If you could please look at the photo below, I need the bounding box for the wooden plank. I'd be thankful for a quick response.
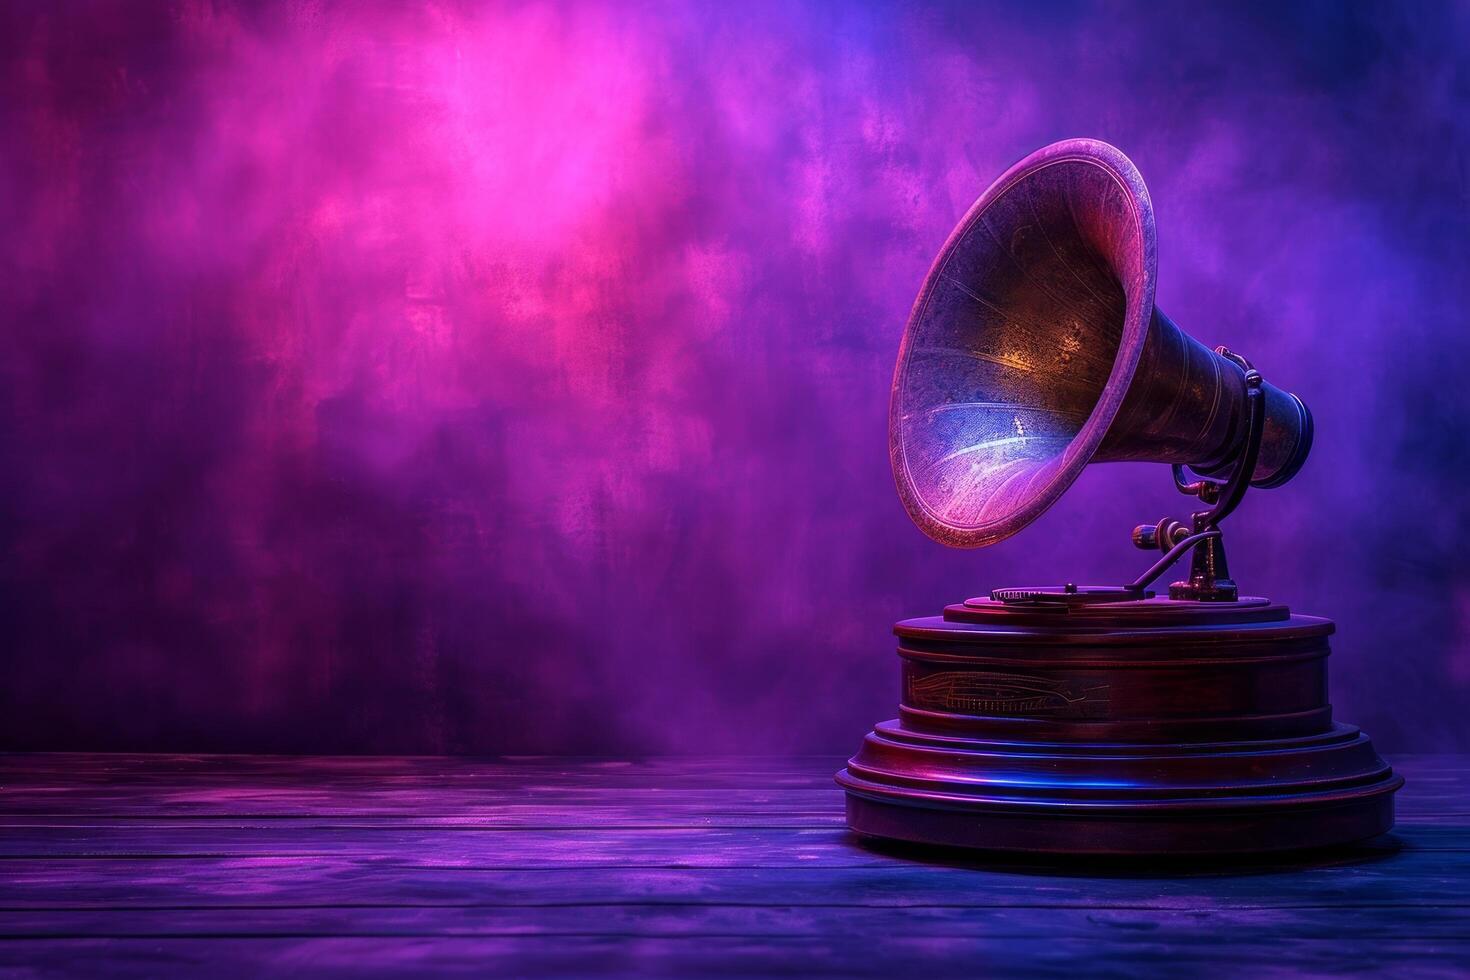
[0,792,846,821]
[1,756,1461,825]
[6,752,1462,781]
[0,806,1455,829]
[0,934,1466,980]
[4,850,1470,911]
[0,753,846,772]
[0,755,841,788]
[0,828,861,864]
[0,810,847,830]
[2,903,1470,941]
[0,825,1465,861]
[0,828,870,865]
[0,810,1459,831]
[3,753,1459,794]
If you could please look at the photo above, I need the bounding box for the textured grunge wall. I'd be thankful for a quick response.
[2,1,1466,753]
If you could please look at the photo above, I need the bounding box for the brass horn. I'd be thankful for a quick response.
[890,138,1312,551]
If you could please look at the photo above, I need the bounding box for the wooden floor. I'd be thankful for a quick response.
[1,754,1468,978]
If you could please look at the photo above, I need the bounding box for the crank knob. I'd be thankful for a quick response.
[1132,524,1160,550]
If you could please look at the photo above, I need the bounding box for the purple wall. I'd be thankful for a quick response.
[2,1,1466,754]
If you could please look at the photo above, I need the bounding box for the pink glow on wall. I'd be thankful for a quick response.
[2,1,1466,753]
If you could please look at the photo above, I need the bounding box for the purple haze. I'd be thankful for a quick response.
[1,1,1467,754]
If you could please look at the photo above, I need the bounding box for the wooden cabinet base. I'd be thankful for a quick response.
[837,595,1401,856]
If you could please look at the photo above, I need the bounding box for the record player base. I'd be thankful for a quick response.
[838,596,1402,856]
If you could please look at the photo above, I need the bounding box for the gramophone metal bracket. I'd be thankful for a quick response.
[993,348,1269,608]
[1130,347,1266,602]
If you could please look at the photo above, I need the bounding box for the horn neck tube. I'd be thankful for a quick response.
[1096,308,1312,488]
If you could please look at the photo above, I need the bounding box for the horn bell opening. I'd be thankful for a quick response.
[890,138,1158,548]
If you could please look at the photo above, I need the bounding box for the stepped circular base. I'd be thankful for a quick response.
[837,725,1401,855]
[838,596,1402,855]
[842,790,1397,857]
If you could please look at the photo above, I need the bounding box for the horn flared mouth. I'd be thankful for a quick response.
[890,139,1157,549]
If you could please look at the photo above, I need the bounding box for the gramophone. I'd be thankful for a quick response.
[836,139,1401,855]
